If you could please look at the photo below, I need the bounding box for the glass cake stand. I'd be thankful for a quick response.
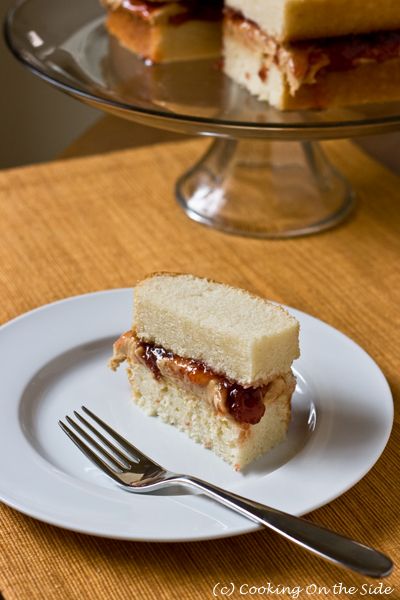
[6,0,400,238]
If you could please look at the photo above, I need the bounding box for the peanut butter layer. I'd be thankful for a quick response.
[110,331,295,425]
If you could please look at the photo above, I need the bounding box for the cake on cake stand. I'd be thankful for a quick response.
[6,0,400,238]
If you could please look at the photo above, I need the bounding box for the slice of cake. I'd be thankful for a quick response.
[110,273,299,470]
[102,0,222,63]
[223,1,400,109]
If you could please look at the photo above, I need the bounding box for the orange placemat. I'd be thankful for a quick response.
[0,138,398,600]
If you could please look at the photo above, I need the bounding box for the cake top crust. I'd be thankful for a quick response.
[133,273,300,385]
[224,0,400,41]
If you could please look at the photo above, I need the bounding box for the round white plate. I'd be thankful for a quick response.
[0,289,393,541]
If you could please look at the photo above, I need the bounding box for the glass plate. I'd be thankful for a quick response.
[5,0,400,138]
[5,0,400,237]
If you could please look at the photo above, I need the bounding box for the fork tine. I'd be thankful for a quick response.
[59,420,124,484]
[74,411,132,466]
[82,406,160,466]
[65,416,127,471]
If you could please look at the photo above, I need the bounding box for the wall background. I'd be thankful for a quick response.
[0,0,99,169]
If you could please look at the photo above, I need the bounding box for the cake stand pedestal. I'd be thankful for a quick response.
[176,138,354,238]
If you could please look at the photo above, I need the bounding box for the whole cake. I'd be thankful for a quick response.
[101,0,400,110]
[110,273,300,470]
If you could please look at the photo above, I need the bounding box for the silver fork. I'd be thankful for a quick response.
[59,406,393,578]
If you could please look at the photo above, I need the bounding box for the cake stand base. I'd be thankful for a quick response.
[176,139,355,238]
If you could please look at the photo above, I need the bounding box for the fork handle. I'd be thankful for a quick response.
[178,475,392,578]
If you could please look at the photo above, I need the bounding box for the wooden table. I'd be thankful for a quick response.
[0,119,399,600]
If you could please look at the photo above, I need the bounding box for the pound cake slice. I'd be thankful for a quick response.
[102,0,222,63]
[110,273,299,470]
[223,1,400,110]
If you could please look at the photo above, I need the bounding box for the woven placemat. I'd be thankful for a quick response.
[0,138,398,599]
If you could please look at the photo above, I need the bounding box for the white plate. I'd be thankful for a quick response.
[0,289,393,542]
